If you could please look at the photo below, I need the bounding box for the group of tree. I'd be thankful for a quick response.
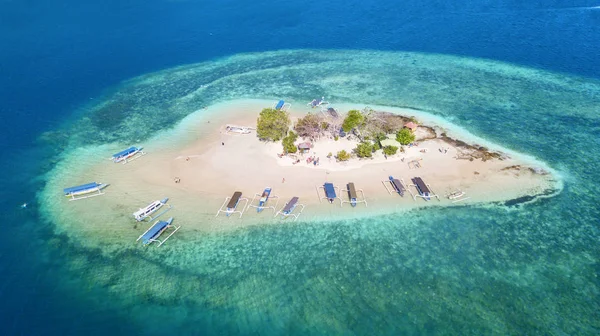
[256,108,291,141]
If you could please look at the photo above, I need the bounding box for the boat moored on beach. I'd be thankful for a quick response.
[136,217,180,247]
[133,197,171,221]
[257,188,271,213]
[63,182,108,201]
[111,146,146,164]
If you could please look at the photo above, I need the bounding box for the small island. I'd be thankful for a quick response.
[41,99,560,247]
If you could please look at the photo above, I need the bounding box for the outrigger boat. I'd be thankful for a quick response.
[257,188,271,213]
[136,217,180,247]
[320,182,338,204]
[447,189,470,203]
[307,97,329,108]
[111,146,145,164]
[225,125,252,134]
[388,176,405,196]
[226,192,242,216]
[63,182,108,201]
[247,187,279,213]
[341,182,368,207]
[448,190,465,200]
[274,196,305,221]
[347,183,358,207]
[273,99,291,111]
[133,197,171,221]
[412,177,432,201]
[215,191,248,218]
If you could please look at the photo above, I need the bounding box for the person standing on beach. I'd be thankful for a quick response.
[282,178,285,183]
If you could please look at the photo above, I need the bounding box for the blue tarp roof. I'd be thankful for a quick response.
[112,146,139,158]
[63,182,100,195]
[275,100,285,110]
[142,219,170,244]
[324,183,336,198]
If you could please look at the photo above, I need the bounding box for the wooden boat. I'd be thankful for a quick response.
[63,182,108,201]
[257,187,271,213]
[111,146,145,163]
[133,197,170,221]
[388,176,405,196]
[137,217,180,247]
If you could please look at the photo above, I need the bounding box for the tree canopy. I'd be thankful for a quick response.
[294,113,324,139]
[342,109,365,132]
[355,142,373,158]
[383,145,398,155]
[396,128,415,145]
[336,150,351,161]
[256,108,291,141]
[282,131,298,154]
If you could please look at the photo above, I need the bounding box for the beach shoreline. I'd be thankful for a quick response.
[39,99,561,247]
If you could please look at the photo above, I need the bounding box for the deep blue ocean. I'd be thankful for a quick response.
[1,1,599,334]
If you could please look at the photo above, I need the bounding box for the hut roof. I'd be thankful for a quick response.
[404,122,418,131]
[298,142,312,149]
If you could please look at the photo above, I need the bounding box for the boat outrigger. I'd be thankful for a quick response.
[215,191,248,218]
[111,146,146,164]
[274,196,305,221]
[63,182,108,201]
[247,187,279,213]
[382,176,407,196]
[341,182,368,207]
[136,217,180,247]
[133,197,172,221]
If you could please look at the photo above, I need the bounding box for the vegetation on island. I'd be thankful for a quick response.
[341,110,365,132]
[383,145,398,155]
[294,113,326,139]
[281,131,298,154]
[355,142,373,158]
[396,128,416,145]
[272,105,421,161]
[256,108,291,141]
[336,150,351,161]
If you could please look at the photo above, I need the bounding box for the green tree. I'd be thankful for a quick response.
[374,133,387,146]
[355,142,373,158]
[396,128,415,145]
[383,145,398,155]
[341,109,365,132]
[257,108,291,141]
[281,131,298,153]
[336,150,351,161]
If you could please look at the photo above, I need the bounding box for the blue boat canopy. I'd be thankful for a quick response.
[275,100,285,110]
[324,183,336,199]
[142,219,170,244]
[112,146,139,158]
[63,182,100,195]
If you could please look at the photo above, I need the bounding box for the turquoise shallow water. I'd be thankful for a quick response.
[36,50,600,334]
